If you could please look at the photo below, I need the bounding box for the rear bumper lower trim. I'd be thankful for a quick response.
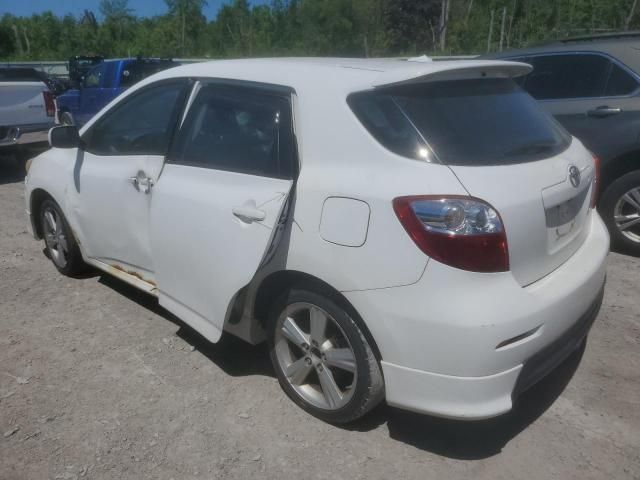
[512,281,605,399]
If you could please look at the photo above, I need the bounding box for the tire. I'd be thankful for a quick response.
[40,199,85,276]
[599,170,640,255]
[268,288,384,424]
[60,111,74,126]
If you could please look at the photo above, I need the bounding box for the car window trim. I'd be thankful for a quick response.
[503,50,640,101]
[166,78,299,180]
[81,78,192,157]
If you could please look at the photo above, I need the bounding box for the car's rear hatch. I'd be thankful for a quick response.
[0,81,47,126]
[366,62,596,286]
[449,142,595,285]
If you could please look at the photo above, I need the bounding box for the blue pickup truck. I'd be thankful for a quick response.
[56,58,179,127]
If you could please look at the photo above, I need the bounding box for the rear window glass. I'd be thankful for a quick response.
[120,61,178,88]
[349,78,571,166]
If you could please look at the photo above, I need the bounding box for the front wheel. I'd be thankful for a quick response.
[40,199,85,276]
[599,170,640,255]
[268,288,384,424]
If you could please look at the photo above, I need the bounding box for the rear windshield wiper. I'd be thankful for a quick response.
[503,142,557,157]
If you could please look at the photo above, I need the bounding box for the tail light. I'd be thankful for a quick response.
[43,90,55,117]
[393,195,509,273]
[590,153,600,209]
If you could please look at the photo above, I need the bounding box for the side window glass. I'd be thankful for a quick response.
[348,92,427,160]
[102,62,117,89]
[83,82,185,156]
[83,64,103,88]
[169,85,295,179]
[526,54,611,100]
[605,63,638,96]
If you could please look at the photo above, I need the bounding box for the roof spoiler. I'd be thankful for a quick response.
[372,60,532,88]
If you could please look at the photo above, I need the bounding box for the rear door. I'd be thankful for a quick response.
[515,52,640,159]
[150,82,296,342]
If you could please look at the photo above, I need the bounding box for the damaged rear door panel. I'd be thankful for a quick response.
[149,82,297,343]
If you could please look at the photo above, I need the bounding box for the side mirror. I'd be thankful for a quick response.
[49,126,80,149]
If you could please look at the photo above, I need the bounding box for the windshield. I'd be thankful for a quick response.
[349,78,571,166]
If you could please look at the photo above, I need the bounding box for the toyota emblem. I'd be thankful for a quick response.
[569,165,581,188]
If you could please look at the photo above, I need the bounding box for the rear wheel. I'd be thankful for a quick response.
[40,199,85,275]
[60,111,75,126]
[268,288,384,424]
[600,170,640,255]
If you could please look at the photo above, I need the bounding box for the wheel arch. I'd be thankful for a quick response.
[30,188,56,239]
[600,150,640,196]
[229,269,383,362]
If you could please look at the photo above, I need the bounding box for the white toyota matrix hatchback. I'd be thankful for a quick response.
[25,58,609,424]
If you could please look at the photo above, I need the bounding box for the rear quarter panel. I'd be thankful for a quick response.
[284,88,467,292]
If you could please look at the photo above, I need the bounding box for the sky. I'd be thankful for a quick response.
[1,0,268,21]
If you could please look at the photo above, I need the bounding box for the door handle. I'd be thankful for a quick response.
[232,203,266,223]
[129,171,154,194]
[587,106,622,118]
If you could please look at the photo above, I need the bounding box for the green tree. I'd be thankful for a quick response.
[99,0,135,53]
[165,0,208,56]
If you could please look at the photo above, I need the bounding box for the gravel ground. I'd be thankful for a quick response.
[1,161,639,480]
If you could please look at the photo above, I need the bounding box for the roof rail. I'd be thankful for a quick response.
[553,31,640,43]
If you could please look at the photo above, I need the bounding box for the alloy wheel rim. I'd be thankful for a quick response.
[43,207,69,268]
[614,187,640,244]
[274,302,357,411]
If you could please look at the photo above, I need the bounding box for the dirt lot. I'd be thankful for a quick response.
[1,161,639,480]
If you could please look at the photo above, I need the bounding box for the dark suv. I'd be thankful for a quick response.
[484,32,640,254]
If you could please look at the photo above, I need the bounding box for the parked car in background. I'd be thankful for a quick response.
[484,32,640,254]
[0,67,55,160]
[56,58,179,127]
[25,58,608,424]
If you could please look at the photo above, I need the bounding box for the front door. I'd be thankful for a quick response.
[71,79,190,281]
[150,83,297,342]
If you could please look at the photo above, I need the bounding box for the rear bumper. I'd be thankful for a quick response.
[381,284,603,419]
[0,122,53,147]
[512,284,603,398]
[344,211,609,419]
